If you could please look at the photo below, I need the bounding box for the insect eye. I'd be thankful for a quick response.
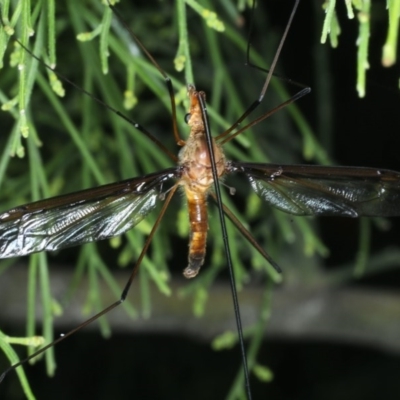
[184,113,191,123]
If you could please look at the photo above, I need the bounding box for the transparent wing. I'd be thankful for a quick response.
[230,162,400,217]
[0,168,178,258]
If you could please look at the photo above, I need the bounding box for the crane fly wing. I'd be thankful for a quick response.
[230,162,400,217]
[0,169,178,258]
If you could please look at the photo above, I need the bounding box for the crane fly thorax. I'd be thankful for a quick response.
[179,85,226,192]
[179,134,225,190]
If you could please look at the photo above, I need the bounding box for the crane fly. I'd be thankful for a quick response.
[1,0,400,398]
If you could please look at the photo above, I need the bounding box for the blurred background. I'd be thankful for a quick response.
[0,0,400,399]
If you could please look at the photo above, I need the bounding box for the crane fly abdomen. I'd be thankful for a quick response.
[178,85,226,278]
[183,188,208,278]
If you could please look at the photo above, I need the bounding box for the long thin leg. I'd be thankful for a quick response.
[0,184,179,383]
[211,194,282,273]
[108,2,185,147]
[0,12,178,162]
[217,0,303,143]
[218,87,310,145]
[198,92,253,400]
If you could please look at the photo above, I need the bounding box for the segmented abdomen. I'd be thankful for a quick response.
[183,187,208,278]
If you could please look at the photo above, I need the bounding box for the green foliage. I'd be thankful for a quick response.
[321,0,400,97]
[0,0,398,399]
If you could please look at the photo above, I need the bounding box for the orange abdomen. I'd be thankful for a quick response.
[183,187,208,278]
